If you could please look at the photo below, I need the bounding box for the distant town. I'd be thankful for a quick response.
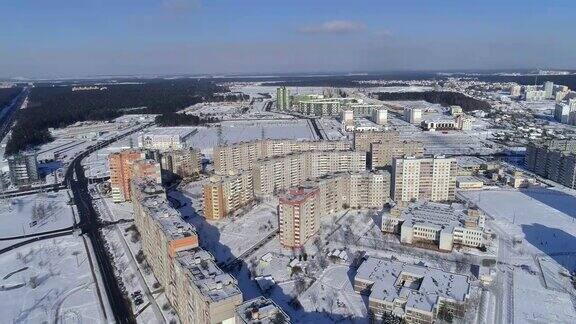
[1,72,576,324]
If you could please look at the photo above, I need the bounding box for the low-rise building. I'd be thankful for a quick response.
[456,176,484,190]
[354,256,471,323]
[382,201,485,251]
[236,297,291,323]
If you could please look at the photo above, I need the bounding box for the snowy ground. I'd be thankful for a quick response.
[0,191,77,239]
[0,234,106,323]
[186,119,317,156]
[460,187,576,323]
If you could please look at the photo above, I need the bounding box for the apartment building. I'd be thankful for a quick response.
[236,296,291,323]
[354,256,470,323]
[7,151,39,186]
[131,179,242,324]
[252,150,366,196]
[382,201,485,251]
[372,108,388,125]
[108,149,145,202]
[132,159,162,184]
[160,148,202,180]
[370,140,424,169]
[392,156,457,202]
[525,139,576,188]
[278,187,319,248]
[353,130,400,152]
[203,172,254,220]
[404,107,422,124]
[279,171,390,247]
[213,139,350,175]
[276,86,291,110]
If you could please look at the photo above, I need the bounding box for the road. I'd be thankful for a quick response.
[490,220,515,324]
[0,86,28,142]
[64,122,152,323]
[97,186,165,322]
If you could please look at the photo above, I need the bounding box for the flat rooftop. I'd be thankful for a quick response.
[356,256,470,313]
[236,297,290,324]
[176,249,242,303]
[133,180,197,240]
[400,201,468,233]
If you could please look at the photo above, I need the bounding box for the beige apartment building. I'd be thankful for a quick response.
[131,179,242,324]
[392,156,457,202]
[370,140,424,169]
[108,149,145,202]
[132,159,162,184]
[252,150,366,196]
[213,139,350,175]
[279,171,390,247]
[278,187,319,248]
[353,130,401,152]
[160,148,202,180]
[202,172,254,220]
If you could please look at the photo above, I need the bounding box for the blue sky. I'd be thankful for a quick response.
[1,0,574,78]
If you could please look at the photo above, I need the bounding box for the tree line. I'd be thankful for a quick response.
[376,91,491,112]
[6,79,227,155]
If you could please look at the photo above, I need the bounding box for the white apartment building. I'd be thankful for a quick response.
[372,108,388,125]
[213,139,350,175]
[392,156,457,202]
[404,107,422,124]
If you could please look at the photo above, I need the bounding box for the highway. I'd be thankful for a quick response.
[0,87,29,142]
[64,122,152,323]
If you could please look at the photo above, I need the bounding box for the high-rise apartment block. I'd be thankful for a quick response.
[7,151,39,186]
[371,108,388,125]
[203,172,254,220]
[252,151,366,196]
[108,149,146,202]
[276,87,291,110]
[278,171,390,247]
[525,139,576,189]
[278,187,319,248]
[555,103,572,124]
[510,85,521,97]
[353,130,401,152]
[131,179,242,324]
[392,156,457,202]
[545,81,554,99]
[132,159,162,184]
[404,107,422,124]
[371,140,424,169]
[160,148,202,179]
[213,139,350,175]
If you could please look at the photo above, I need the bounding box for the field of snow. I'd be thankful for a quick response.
[0,191,76,239]
[460,187,576,323]
[186,119,317,156]
[0,235,105,323]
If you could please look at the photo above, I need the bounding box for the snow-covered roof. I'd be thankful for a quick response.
[236,296,291,324]
[355,256,470,313]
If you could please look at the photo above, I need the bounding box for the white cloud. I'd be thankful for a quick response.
[298,20,366,34]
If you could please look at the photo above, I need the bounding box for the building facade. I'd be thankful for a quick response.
[7,151,39,186]
[525,139,576,188]
[370,140,424,169]
[131,179,243,324]
[276,87,291,110]
[213,139,350,175]
[202,172,254,220]
[109,149,145,202]
[160,148,202,180]
[278,187,319,248]
[392,156,457,202]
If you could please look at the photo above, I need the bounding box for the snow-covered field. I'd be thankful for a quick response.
[0,235,105,323]
[460,187,576,323]
[186,119,318,156]
[0,191,76,239]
